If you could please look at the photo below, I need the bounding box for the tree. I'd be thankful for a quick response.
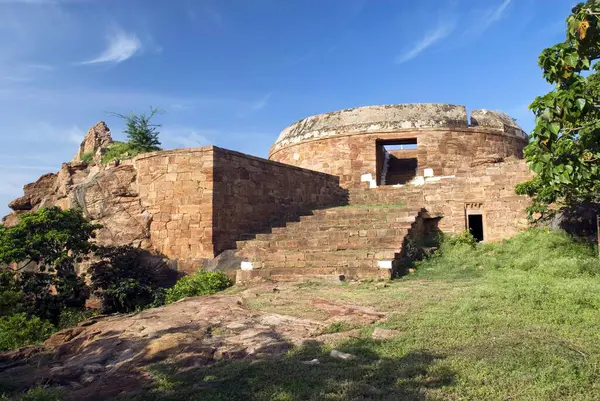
[516,1,600,219]
[113,107,164,153]
[0,207,99,323]
[0,207,100,272]
[89,246,167,313]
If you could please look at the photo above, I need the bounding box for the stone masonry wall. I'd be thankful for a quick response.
[211,147,347,254]
[270,129,526,188]
[349,159,534,241]
[134,146,347,262]
[134,148,215,261]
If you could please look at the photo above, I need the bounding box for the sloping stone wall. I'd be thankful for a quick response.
[211,147,347,254]
[133,146,347,262]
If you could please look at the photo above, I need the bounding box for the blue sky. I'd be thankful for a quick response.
[0,0,573,216]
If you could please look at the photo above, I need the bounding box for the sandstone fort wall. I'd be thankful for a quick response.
[134,146,346,262]
[269,104,528,188]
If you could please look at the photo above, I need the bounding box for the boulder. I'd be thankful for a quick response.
[72,121,113,164]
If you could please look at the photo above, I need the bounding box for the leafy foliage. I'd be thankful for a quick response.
[517,1,600,218]
[101,141,148,164]
[0,208,96,324]
[164,270,232,304]
[0,313,55,351]
[89,246,167,313]
[442,230,477,248]
[0,207,100,272]
[102,107,164,164]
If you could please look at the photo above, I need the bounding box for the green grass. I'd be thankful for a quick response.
[100,141,147,164]
[118,229,600,400]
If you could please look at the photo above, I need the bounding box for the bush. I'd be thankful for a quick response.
[0,313,54,351]
[57,308,98,330]
[442,230,477,248]
[165,270,232,304]
[89,246,167,313]
[80,151,94,164]
[100,141,147,164]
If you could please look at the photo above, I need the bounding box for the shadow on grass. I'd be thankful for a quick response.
[121,339,455,401]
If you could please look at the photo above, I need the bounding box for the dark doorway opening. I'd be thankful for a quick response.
[468,214,484,242]
[377,138,418,186]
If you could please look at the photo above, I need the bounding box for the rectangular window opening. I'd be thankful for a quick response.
[467,214,484,242]
[377,139,418,186]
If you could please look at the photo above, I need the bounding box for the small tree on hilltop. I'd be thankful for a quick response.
[114,106,164,153]
[516,1,600,219]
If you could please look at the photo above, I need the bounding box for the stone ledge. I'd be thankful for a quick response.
[271,104,527,153]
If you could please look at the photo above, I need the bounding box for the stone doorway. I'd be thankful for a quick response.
[465,203,485,242]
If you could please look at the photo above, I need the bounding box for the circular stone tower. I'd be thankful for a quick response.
[268,104,528,188]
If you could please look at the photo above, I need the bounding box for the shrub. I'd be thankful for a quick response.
[165,270,232,304]
[80,150,94,164]
[0,313,55,351]
[100,141,147,164]
[57,308,98,330]
[89,246,167,313]
[442,230,477,248]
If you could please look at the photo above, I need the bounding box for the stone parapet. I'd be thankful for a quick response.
[271,104,526,154]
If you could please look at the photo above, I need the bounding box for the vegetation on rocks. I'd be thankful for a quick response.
[164,270,232,304]
[102,107,164,164]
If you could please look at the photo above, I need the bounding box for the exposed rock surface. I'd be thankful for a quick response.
[1,122,150,251]
[72,121,113,164]
[0,284,386,400]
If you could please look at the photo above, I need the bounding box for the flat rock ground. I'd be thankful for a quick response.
[2,268,600,401]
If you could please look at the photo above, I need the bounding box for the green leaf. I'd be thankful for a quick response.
[549,123,561,135]
[565,53,579,68]
[531,162,544,174]
[576,98,586,111]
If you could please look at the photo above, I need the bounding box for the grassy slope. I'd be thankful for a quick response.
[124,229,600,401]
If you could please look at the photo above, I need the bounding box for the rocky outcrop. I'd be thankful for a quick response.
[2,122,151,250]
[72,121,112,164]
[0,283,387,400]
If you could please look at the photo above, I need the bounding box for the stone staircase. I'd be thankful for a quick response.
[235,203,428,281]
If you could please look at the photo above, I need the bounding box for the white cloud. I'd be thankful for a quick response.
[395,19,456,64]
[464,0,512,37]
[80,27,142,64]
[237,92,272,117]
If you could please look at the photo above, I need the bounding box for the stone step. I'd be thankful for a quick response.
[309,206,419,217]
[237,267,390,282]
[238,248,400,265]
[237,227,411,249]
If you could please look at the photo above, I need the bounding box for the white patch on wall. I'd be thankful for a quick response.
[410,176,425,186]
[240,261,254,271]
[378,260,393,269]
[369,179,377,189]
[425,175,456,183]
[361,173,373,182]
[424,168,434,177]
[293,153,300,161]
